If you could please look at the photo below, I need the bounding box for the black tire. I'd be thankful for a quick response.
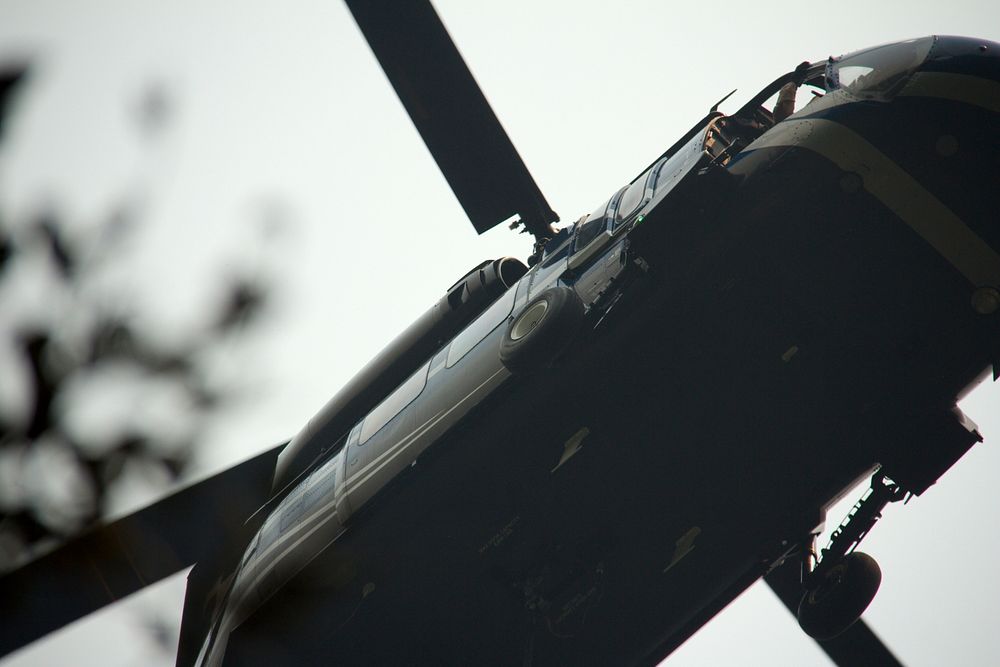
[797,552,882,640]
[499,286,584,373]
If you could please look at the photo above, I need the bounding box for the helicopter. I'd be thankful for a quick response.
[1,0,989,664]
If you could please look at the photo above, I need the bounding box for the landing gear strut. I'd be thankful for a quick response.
[796,471,906,640]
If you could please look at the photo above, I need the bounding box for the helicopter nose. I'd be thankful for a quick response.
[921,36,1000,80]
[890,37,1000,294]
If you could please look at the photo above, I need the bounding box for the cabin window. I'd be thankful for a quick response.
[277,468,333,532]
[278,495,306,532]
[585,197,611,225]
[359,362,429,444]
[541,227,573,266]
[446,285,518,367]
[653,151,688,195]
[239,536,259,567]
[577,187,626,250]
[616,175,649,224]
[258,513,282,551]
[576,198,612,250]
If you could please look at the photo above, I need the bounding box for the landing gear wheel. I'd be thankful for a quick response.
[499,286,584,373]
[797,552,881,640]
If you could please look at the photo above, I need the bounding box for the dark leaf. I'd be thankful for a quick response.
[88,319,138,363]
[0,64,29,142]
[215,279,266,332]
[37,216,75,278]
[0,510,50,549]
[20,331,56,440]
[0,230,12,275]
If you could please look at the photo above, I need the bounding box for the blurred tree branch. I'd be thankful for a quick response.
[0,63,273,574]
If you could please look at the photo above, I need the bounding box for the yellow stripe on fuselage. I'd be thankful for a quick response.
[747,117,1000,289]
[899,71,1000,113]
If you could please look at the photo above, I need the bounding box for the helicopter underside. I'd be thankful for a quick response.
[217,117,996,665]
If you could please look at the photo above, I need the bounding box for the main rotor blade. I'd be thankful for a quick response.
[0,444,283,657]
[345,0,558,237]
[764,564,904,667]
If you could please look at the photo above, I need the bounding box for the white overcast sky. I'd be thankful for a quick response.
[1,1,999,665]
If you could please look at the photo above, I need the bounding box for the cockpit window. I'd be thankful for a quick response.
[827,37,934,99]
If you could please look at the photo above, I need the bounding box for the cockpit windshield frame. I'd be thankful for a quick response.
[824,36,935,100]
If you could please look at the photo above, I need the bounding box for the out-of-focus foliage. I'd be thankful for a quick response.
[0,64,269,573]
[0,64,26,143]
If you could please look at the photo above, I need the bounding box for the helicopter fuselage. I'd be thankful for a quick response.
[192,35,1000,666]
